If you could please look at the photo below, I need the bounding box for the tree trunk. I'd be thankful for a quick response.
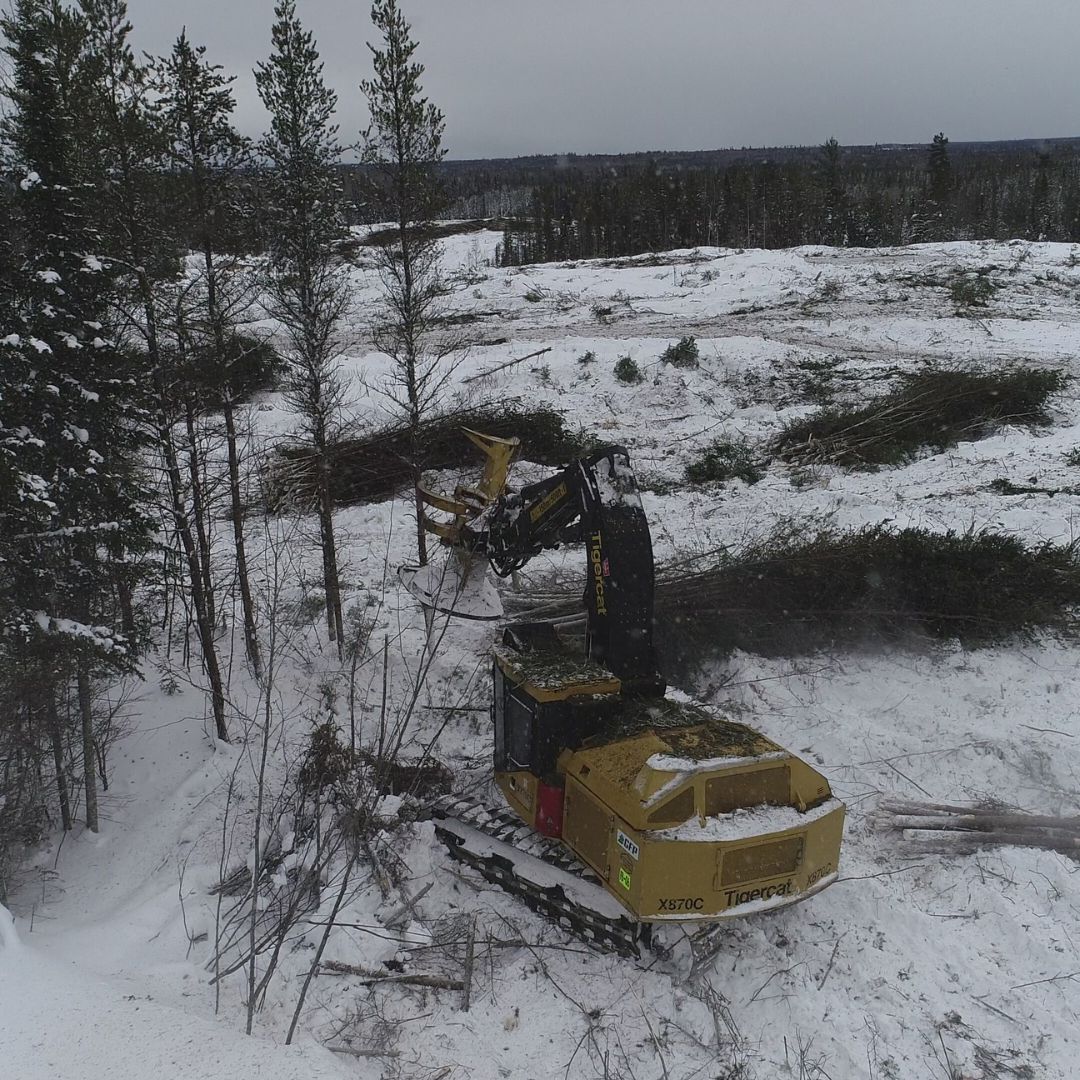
[315,460,344,654]
[161,412,229,742]
[115,567,135,638]
[76,665,98,833]
[398,222,428,568]
[144,279,229,743]
[413,472,427,566]
[311,413,343,652]
[184,397,216,632]
[223,400,262,679]
[46,693,72,832]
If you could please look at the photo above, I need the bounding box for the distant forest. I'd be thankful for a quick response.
[345,135,1080,264]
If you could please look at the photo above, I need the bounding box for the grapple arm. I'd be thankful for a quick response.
[415,433,663,694]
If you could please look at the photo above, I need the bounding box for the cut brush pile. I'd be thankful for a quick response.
[269,403,595,508]
[773,366,1067,468]
[505,522,1080,662]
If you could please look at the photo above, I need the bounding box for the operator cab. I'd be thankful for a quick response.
[492,630,621,778]
[492,626,622,835]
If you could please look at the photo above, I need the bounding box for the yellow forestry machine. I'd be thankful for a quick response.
[402,432,844,966]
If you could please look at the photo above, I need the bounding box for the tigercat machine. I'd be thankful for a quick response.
[405,432,844,960]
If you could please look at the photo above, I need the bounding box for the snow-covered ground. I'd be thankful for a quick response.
[4,232,1080,1079]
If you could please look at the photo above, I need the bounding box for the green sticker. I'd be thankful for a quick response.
[618,867,632,891]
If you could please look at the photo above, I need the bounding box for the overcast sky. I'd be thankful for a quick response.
[134,0,1079,159]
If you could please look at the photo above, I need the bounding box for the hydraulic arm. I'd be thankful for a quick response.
[463,445,664,695]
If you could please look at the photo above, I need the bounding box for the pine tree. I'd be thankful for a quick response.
[360,0,448,567]
[158,32,263,678]
[255,0,348,652]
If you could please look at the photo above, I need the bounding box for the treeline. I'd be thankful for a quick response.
[494,135,1080,264]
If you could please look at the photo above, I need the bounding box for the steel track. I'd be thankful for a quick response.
[428,792,729,973]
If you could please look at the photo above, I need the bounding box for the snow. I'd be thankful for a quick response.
[32,612,119,650]
[0,945,346,1080]
[7,231,1080,1079]
[589,450,641,508]
[0,901,19,951]
[648,797,844,842]
[647,749,789,774]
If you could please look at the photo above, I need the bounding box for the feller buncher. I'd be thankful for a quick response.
[401,432,844,964]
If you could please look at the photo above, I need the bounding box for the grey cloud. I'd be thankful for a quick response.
[137,0,1079,158]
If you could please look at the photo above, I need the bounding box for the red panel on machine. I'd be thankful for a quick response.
[535,782,564,837]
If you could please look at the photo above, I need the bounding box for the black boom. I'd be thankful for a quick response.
[470,446,664,696]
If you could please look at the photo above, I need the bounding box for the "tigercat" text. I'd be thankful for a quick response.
[725,880,793,907]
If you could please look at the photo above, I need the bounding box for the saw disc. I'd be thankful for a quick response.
[399,558,503,621]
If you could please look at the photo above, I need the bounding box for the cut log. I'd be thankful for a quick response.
[876,799,1080,858]
[462,346,552,384]
[319,959,464,990]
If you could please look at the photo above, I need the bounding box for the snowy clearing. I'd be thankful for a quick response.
[5,232,1080,1080]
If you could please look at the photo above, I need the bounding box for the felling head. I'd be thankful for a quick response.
[398,557,503,621]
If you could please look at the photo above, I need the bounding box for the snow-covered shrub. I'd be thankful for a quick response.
[949,269,998,310]
[660,335,699,368]
[613,354,643,384]
[685,438,762,485]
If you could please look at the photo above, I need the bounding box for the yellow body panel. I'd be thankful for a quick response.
[559,770,844,920]
[492,646,845,924]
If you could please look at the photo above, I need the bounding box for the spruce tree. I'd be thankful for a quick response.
[79,0,230,741]
[818,137,849,246]
[1,0,152,834]
[913,131,954,242]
